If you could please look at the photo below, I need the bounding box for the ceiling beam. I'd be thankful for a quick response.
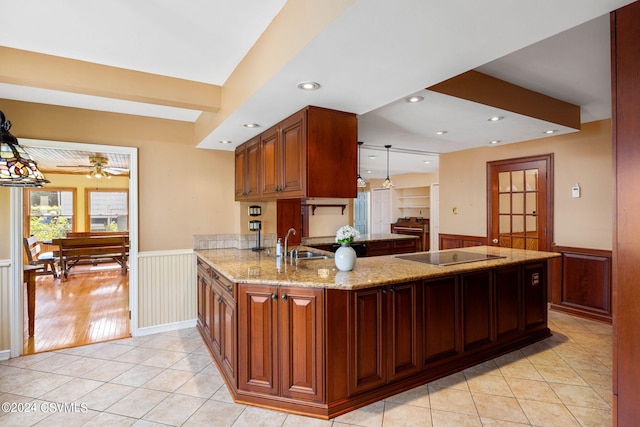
[0,46,221,112]
[428,70,581,130]
[194,0,356,144]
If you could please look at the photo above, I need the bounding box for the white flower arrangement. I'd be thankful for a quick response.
[335,225,360,245]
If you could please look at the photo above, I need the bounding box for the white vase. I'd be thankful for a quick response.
[335,243,357,271]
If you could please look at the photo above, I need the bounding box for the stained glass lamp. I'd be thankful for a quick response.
[0,110,50,187]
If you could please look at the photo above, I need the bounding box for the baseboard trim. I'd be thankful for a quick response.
[0,349,11,361]
[135,319,197,337]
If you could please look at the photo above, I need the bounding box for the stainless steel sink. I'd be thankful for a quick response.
[296,250,330,260]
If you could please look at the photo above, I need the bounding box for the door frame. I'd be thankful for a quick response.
[10,139,138,358]
[486,154,554,252]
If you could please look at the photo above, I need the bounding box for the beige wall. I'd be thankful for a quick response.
[238,198,355,240]
[307,198,354,237]
[0,101,239,252]
[439,119,612,250]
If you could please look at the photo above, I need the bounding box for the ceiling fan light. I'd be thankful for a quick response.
[0,110,50,188]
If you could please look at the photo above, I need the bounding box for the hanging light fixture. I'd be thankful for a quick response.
[0,110,49,187]
[356,141,367,188]
[382,145,393,189]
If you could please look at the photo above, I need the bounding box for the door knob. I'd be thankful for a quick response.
[492,238,499,244]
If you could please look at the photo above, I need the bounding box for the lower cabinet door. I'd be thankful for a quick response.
[238,285,279,395]
[495,266,522,339]
[221,296,237,383]
[387,282,421,381]
[423,276,459,363]
[211,288,223,359]
[462,271,493,350]
[197,275,206,326]
[279,287,324,402]
[349,288,386,395]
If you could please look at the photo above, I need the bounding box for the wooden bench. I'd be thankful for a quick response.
[53,236,129,279]
[66,231,129,238]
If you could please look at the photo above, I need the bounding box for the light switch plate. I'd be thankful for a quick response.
[572,184,581,198]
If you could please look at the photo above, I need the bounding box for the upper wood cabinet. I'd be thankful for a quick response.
[235,136,261,200]
[235,106,357,201]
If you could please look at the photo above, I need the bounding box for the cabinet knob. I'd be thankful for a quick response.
[281,293,288,301]
[492,238,499,244]
[217,296,223,303]
[271,293,278,300]
[389,287,396,292]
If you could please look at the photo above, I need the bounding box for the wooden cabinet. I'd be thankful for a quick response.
[348,281,421,395]
[196,259,236,384]
[235,137,260,200]
[197,254,551,419]
[260,114,305,198]
[364,241,392,257]
[236,105,357,201]
[238,284,324,403]
[495,266,522,340]
[423,276,460,363]
[363,239,418,257]
[462,271,493,350]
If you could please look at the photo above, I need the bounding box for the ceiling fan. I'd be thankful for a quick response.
[57,155,129,179]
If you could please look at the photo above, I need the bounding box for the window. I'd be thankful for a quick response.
[86,189,128,232]
[24,188,76,241]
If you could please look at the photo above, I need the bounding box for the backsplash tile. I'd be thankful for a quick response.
[193,233,276,250]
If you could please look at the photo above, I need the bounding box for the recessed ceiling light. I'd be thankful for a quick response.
[219,140,232,144]
[243,123,260,128]
[436,130,447,135]
[405,96,424,103]
[544,129,557,134]
[424,160,431,164]
[488,116,504,122]
[490,140,501,145]
[297,81,321,90]
[366,170,372,174]
[368,155,377,159]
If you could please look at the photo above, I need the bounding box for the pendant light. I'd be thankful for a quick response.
[356,141,367,188]
[382,144,393,189]
[0,110,50,188]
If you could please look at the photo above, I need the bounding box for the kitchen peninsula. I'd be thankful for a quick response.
[195,246,559,419]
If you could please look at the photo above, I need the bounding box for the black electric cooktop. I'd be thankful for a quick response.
[397,250,505,266]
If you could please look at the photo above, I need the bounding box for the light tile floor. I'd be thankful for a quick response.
[0,310,612,426]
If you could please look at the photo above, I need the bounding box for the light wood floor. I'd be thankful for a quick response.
[22,263,130,355]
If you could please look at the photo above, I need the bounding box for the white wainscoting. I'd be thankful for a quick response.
[0,260,11,355]
[137,249,197,331]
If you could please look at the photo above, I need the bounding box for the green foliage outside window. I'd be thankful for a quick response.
[29,215,71,241]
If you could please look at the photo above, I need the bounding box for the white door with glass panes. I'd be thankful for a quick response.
[371,188,391,234]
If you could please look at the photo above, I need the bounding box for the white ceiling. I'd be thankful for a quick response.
[0,0,632,178]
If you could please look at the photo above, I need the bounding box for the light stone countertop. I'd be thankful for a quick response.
[195,246,560,291]
[302,233,418,246]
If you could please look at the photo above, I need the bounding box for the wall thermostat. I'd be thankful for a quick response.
[572,183,581,198]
